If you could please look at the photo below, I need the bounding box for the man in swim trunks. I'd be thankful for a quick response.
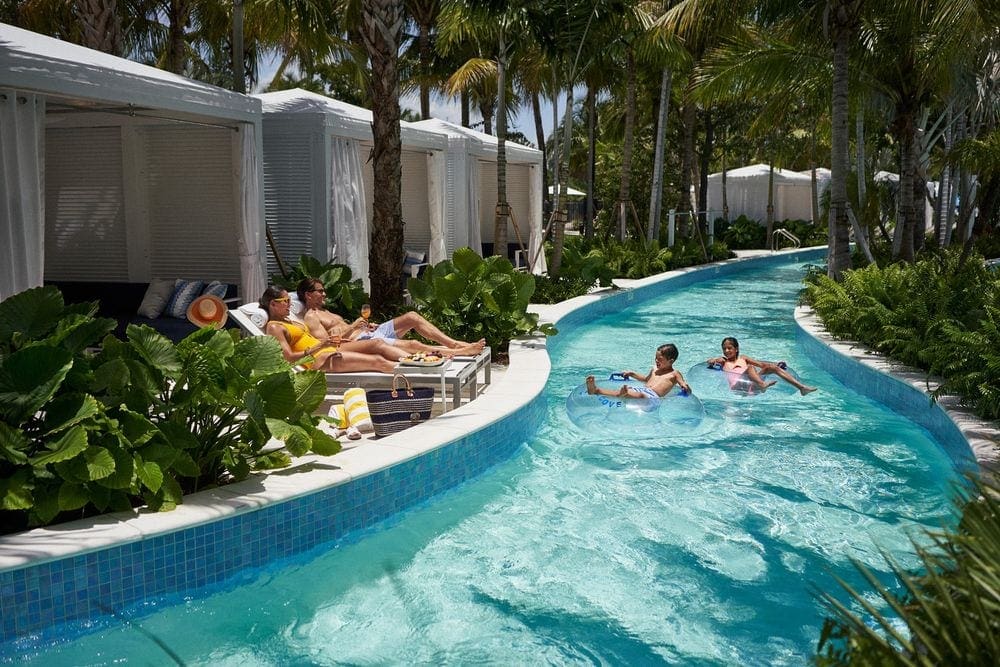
[586,343,691,399]
[296,278,486,357]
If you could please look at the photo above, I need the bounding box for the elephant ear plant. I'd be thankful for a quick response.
[0,286,339,534]
[406,247,557,353]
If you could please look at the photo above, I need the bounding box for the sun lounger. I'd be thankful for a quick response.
[229,302,491,412]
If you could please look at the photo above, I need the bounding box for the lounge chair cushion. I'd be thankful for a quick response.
[164,279,205,319]
[136,278,177,318]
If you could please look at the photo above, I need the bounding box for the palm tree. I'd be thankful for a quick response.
[404,0,440,119]
[359,0,407,307]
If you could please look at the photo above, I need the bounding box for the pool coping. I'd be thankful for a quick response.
[3,245,996,645]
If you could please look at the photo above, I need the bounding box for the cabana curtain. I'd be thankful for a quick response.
[330,137,369,289]
[427,150,447,265]
[527,165,547,274]
[0,89,45,300]
[237,123,266,301]
[466,157,482,257]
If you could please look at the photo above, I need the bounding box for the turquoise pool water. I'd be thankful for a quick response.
[14,260,961,665]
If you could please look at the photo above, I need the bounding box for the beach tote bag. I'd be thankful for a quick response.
[366,375,434,436]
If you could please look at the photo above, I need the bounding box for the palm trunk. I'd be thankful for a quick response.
[461,90,470,127]
[550,83,575,275]
[855,104,866,215]
[75,0,122,55]
[531,92,548,214]
[810,125,820,224]
[361,0,405,307]
[166,0,190,75]
[585,83,597,238]
[417,22,431,118]
[232,0,245,93]
[721,130,729,221]
[827,0,856,279]
[766,162,775,242]
[647,67,672,241]
[677,95,696,238]
[616,48,636,242]
[698,111,713,232]
[894,112,917,262]
[493,43,509,259]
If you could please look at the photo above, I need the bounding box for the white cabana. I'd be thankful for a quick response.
[411,119,546,274]
[256,89,451,289]
[707,163,815,224]
[0,23,266,302]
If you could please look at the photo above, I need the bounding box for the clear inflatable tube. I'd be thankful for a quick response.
[685,362,800,398]
[565,373,706,435]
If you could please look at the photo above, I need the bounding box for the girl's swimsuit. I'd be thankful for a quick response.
[722,357,756,394]
[274,320,338,369]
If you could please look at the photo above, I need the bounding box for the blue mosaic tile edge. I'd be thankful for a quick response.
[795,322,977,474]
[0,395,546,650]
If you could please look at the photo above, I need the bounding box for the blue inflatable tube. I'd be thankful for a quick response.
[565,373,705,435]
[685,362,800,399]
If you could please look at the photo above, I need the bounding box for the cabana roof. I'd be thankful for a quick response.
[410,118,542,164]
[256,88,446,151]
[0,22,259,123]
[709,163,812,183]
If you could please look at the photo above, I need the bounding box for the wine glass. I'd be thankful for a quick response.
[360,304,371,320]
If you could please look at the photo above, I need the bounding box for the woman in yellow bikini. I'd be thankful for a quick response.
[262,286,396,373]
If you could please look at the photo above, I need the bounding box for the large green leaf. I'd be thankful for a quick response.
[233,336,288,377]
[114,408,159,447]
[265,418,311,457]
[126,324,181,374]
[42,393,100,435]
[57,482,89,511]
[170,451,200,478]
[0,345,73,423]
[0,422,29,464]
[0,285,65,342]
[30,425,88,466]
[98,446,135,489]
[136,460,163,492]
[51,314,117,353]
[258,372,297,419]
[452,246,484,274]
[293,370,328,413]
[157,420,201,451]
[431,273,468,303]
[82,446,115,480]
[0,470,33,510]
[309,428,342,456]
[92,358,131,393]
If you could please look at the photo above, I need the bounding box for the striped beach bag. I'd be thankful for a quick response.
[366,375,434,436]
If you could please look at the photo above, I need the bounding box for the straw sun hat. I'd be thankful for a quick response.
[186,294,229,329]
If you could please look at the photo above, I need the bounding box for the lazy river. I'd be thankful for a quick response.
[11,256,964,665]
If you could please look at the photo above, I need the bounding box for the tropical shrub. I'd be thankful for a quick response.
[777,219,826,246]
[557,238,617,288]
[406,247,557,352]
[0,286,339,533]
[803,248,1000,419]
[721,215,767,249]
[271,255,368,317]
[815,477,1000,665]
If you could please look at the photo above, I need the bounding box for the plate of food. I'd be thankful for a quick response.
[398,353,447,367]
